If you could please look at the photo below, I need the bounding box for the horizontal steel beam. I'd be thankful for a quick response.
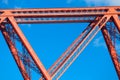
[0,11,120,18]
[0,7,119,24]
[1,6,120,12]
[0,7,120,18]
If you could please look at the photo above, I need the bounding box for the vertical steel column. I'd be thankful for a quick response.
[7,16,51,80]
[101,26,120,79]
[0,25,30,80]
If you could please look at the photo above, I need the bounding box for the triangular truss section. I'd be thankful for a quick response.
[0,7,120,80]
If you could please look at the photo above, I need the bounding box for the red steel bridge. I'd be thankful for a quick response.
[0,6,120,80]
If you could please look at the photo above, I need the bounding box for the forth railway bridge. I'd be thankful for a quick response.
[0,6,120,80]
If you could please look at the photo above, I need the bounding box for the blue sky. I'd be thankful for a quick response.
[0,0,120,80]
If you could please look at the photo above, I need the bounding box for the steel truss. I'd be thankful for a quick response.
[0,6,120,80]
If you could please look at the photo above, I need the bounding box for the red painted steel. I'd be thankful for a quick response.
[102,26,120,79]
[7,16,52,80]
[0,7,119,24]
[0,25,30,80]
[0,6,120,80]
[113,15,120,33]
[47,15,111,80]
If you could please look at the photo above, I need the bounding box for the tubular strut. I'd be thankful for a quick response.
[0,24,30,80]
[7,16,52,80]
[0,12,52,80]
[101,26,120,79]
